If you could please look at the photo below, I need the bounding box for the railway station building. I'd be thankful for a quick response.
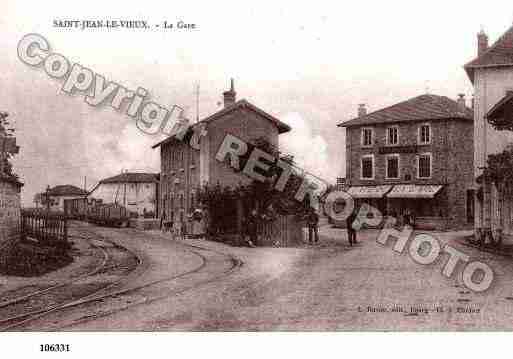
[152,80,291,232]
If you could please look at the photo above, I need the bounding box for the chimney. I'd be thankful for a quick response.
[223,78,236,108]
[358,104,367,117]
[477,29,488,56]
[457,94,466,112]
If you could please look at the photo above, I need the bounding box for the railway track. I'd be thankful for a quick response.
[50,244,242,330]
[0,231,141,331]
[0,223,243,331]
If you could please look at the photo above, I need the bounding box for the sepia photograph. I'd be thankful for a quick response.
[2,0,513,356]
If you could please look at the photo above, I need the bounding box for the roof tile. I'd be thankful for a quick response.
[100,172,159,184]
[338,94,473,127]
[47,185,88,196]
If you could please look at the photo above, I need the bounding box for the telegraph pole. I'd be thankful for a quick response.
[195,83,200,123]
[46,185,51,212]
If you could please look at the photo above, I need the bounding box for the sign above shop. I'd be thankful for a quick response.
[378,145,417,155]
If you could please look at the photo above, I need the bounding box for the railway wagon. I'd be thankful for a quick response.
[64,198,132,227]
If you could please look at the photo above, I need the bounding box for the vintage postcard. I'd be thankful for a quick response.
[2,1,513,351]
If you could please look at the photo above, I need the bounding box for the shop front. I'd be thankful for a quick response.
[386,184,446,230]
[346,185,392,227]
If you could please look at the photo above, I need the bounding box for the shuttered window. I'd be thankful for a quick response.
[386,155,399,179]
[362,128,373,147]
[361,156,374,179]
[418,154,431,178]
[387,127,399,145]
[419,125,431,144]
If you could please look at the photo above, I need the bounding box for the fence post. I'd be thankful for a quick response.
[64,216,68,242]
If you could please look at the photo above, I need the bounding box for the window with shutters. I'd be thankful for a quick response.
[386,126,399,145]
[361,128,373,147]
[418,124,431,144]
[417,153,432,178]
[386,154,400,179]
[361,155,374,179]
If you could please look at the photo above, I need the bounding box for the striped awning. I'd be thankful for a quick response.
[346,185,393,199]
[386,184,443,199]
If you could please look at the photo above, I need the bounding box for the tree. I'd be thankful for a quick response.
[0,111,18,177]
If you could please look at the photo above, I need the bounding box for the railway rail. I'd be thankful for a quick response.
[0,223,243,331]
[0,231,141,331]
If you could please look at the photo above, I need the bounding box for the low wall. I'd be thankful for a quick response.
[0,177,22,267]
[130,218,160,230]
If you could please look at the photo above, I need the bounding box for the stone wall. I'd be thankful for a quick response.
[0,177,22,267]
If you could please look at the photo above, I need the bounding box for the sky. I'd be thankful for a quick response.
[1,0,513,206]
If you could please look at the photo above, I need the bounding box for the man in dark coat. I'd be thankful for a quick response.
[244,209,258,247]
[346,209,358,246]
[307,208,320,244]
[160,210,166,231]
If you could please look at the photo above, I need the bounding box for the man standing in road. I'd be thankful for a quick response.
[307,208,319,244]
[244,209,258,248]
[160,210,166,231]
[346,208,357,246]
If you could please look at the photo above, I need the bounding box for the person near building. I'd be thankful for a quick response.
[244,209,258,247]
[180,220,187,240]
[160,210,167,231]
[346,209,358,246]
[403,208,415,228]
[307,208,319,244]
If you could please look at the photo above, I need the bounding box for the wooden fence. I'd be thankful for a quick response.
[21,209,68,245]
[257,215,305,247]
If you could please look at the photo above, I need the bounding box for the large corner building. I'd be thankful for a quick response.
[338,94,474,230]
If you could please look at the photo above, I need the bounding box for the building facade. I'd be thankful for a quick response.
[339,94,474,230]
[153,80,291,231]
[464,25,513,239]
[37,185,88,212]
[88,172,159,217]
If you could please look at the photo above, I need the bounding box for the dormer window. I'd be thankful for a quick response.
[361,128,373,147]
[386,126,399,146]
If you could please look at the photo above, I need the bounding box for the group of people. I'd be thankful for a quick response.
[307,207,360,246]
[159,205,422,247]
[160,212,187,239]
[160,208,206,240]
[238,206,362,247]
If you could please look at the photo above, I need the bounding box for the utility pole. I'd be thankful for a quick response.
[46,185,51,212]
[195,83,200,123]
